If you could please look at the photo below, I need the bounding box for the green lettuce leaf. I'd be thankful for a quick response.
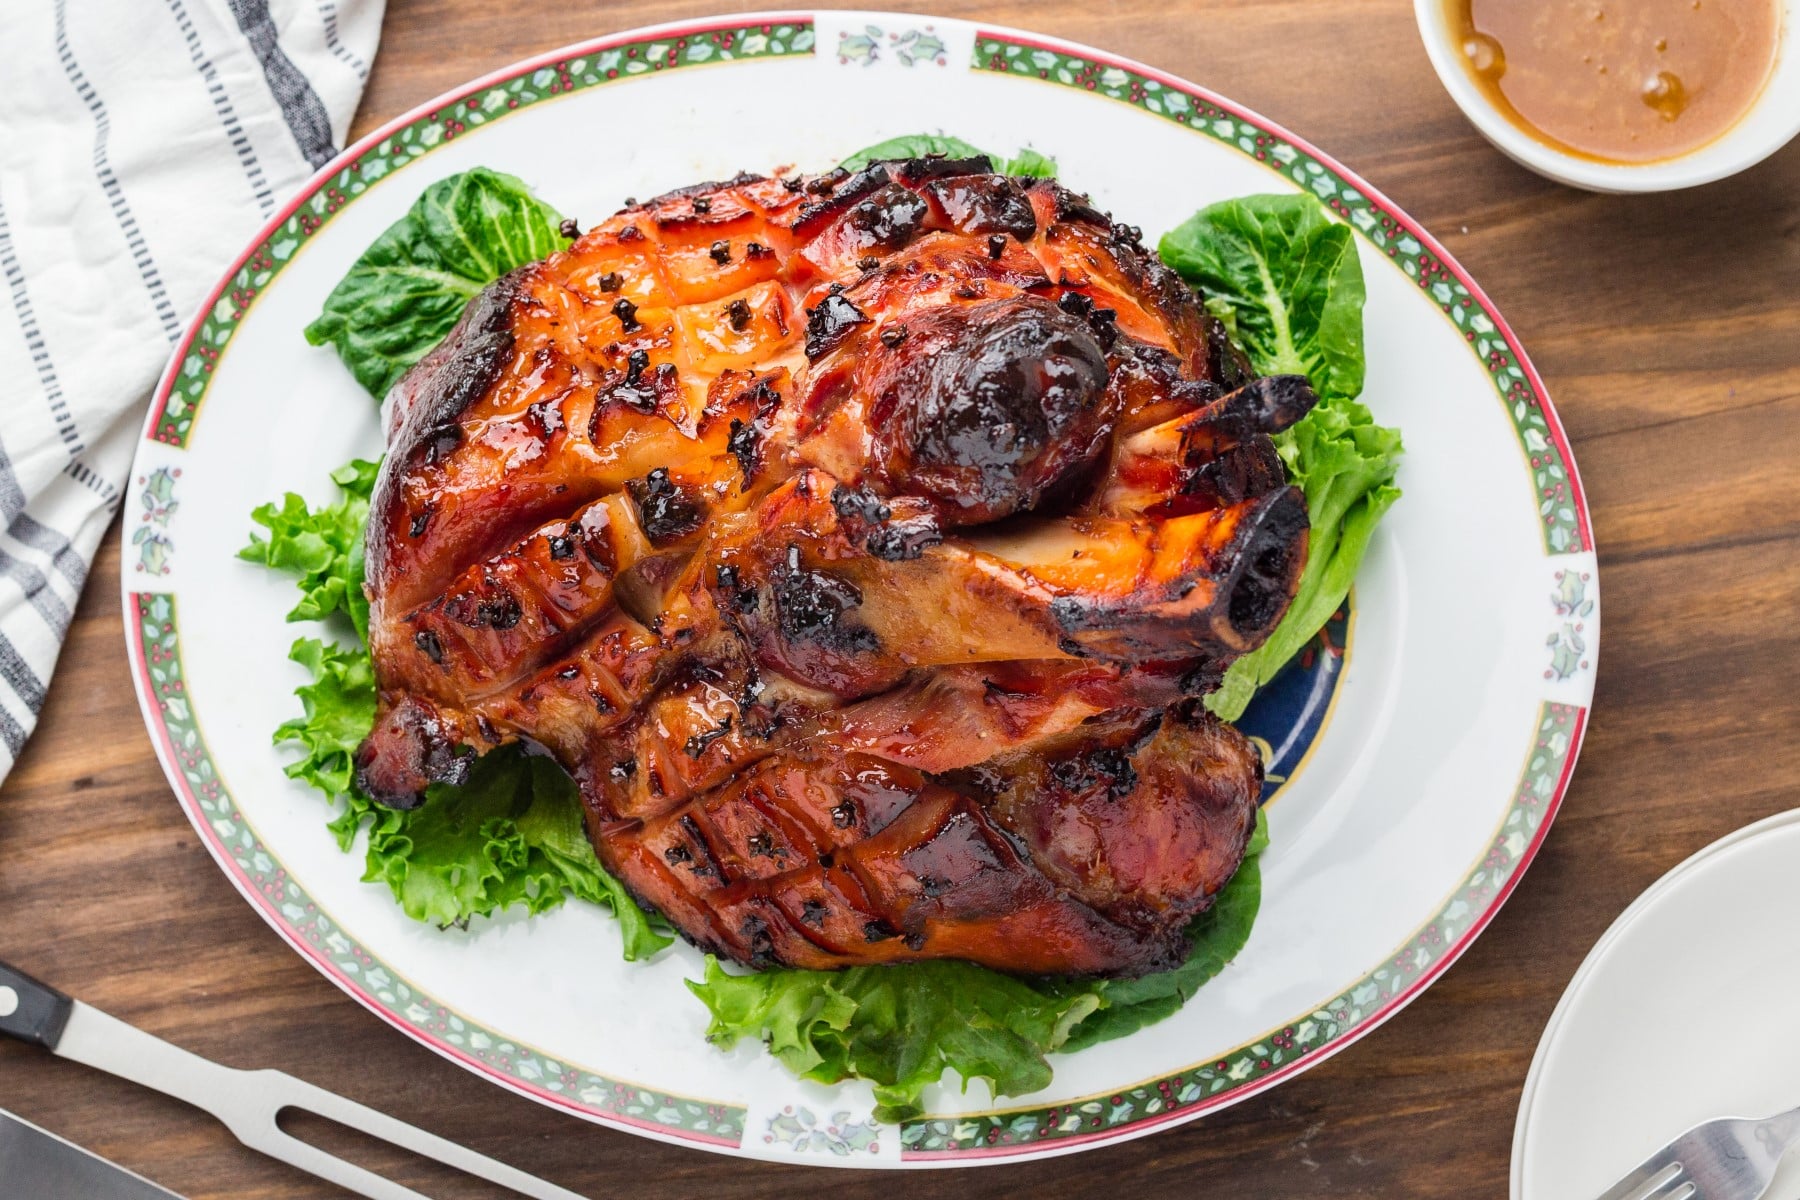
[1158,194,1366,402]
[239,459,379,639]
[689,958,1099,1123]
[357,748,672,956]
[276,636,377,810]
[999,147,1058,178]
[1158,194,1403,720]
[1205,415,1402,719]
[839,134,1058,177]
[839,133,987,169]
[304,168,569,398]
[688,813,1268,1118]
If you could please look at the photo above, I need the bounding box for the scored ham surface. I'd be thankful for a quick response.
[354,158,1314,976]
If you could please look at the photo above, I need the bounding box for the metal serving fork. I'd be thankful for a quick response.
[0,959,587,1200]
[1593,1105,1800,1200]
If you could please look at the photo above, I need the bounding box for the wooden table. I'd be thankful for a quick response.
[3,1,1797,1195]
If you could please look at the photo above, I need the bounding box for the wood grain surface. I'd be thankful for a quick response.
[3,2,1797,1196]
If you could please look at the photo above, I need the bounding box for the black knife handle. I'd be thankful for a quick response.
[0,960,72,1050]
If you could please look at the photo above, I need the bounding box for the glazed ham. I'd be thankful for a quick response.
[354,158,1313,976]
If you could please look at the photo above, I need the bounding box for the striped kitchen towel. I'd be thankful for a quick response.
[0,0,383,782]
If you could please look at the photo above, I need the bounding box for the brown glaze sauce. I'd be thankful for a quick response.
[1448,0,1781,162]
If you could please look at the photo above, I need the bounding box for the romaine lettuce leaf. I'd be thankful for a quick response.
[1158,194,1366,402]
[1158,195,1403,719]
[839,134,1057,177]
[304,168,569,398]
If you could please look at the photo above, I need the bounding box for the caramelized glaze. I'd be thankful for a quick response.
[353,161,1318,975]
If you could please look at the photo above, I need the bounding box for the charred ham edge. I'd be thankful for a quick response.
[380,493,648,702]
[786,155,1024,244]
[596,699,1258,975]
[355,158,1310,972]
[379,268,528,446]
[672,467,1310,671]
[353,694,473,810]
[578,652,1205,828]
[981,703,1261,935]
[1081,373,1314,520]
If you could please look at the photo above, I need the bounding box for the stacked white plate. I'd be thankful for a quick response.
[1515,809,1800,1199]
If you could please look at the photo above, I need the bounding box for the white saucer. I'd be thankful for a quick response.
[1514,809,1800,1199]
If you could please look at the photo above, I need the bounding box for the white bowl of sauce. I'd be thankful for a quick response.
[1416,0,1796,191]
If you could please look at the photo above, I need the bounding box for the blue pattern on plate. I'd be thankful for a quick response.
[1236,602,1350,804]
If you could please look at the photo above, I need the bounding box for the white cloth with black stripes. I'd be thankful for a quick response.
[0,0,383,781]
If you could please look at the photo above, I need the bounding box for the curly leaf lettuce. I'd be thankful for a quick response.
[276,636,376,806]
[304,168,570,398]
[691,959,1099,1124]
[355,745,671,956]
[690,811,1267,1120]
[1159,194,1403,720]
[239,459,379,638]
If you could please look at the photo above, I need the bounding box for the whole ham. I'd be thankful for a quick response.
[354,158,1313,976]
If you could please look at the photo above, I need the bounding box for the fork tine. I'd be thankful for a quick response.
[1625,1163,1690,1200]
[244,1070,589,1200]
[1598,1159,1685,1200]
[239,1129,436,1200]
[1587,1105,1800,1200]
